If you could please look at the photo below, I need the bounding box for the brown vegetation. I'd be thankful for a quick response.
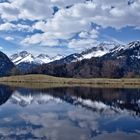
[0,74,140,89]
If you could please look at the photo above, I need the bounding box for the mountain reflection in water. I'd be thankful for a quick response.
[0,85,140,140]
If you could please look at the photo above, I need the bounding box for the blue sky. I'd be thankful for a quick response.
[0,0,140,57]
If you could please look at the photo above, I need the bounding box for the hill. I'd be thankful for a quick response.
[0,51,15,76]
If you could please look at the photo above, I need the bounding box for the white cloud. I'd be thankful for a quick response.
[32,21,47,32]
[21,33,60,47]
[22,0,140,48]
[23,2,98,47]
[68,29,99,51]
[1,0,140,28]
[0,0,140,52]
[0,0,86,21]
[0,2,19,21]
[68,39,98,51]
[0,0,53,21]
[5,36,14,41]
[22,26,99,49]
[32,6,91,36]
[79,29,99,39]
[18,0,53,20]
[21,33,42,45]
[16,24,33,32]
[0,22,15,31]
[0,22,33,32]
[51,0,86,7]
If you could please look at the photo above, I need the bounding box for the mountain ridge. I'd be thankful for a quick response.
[10,51,65,72]
[30,40,140,78]
[10,51,65,65]
[0,40,139,78]
[49,41,122,65]
[10,41,122,67]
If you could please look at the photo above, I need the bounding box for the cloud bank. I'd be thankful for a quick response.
[0,0,140,52]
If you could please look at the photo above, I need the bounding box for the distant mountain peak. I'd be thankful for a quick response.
[80,41,122,59]
[19,51,29,57]
[52,54,65,60]
[110,40,140,53]
[10,51,65,67]
[37,54,50,58]
[50,41,124,65]
[10,51,35,65]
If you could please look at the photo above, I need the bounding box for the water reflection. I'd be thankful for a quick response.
[0,85,13,105]
[0,85,140,140]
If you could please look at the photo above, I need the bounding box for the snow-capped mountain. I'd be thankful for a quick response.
[9,41,140,76]
[36,40,140,78]
[52,54,65,61]
[10,51,36,65]
[81,42,122,59]
[10,42,122,67]
[10,51,65,65]
[105,40,140,59]
[33,54,53,64]
[10,51,65,72]
[52,42,123,65]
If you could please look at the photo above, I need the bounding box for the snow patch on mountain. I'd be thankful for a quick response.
[35,54,53,64]
[10,51,65,65]
[75,42,123,61]
[109,41,140,58]
[17,54,35,64]
[82,50,108,59]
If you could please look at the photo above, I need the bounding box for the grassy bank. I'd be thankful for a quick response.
[0,74,140,89]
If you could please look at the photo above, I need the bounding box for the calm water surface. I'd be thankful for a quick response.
[0,85,140,140]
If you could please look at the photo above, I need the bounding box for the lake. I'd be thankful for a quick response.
[0,85,140,140]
